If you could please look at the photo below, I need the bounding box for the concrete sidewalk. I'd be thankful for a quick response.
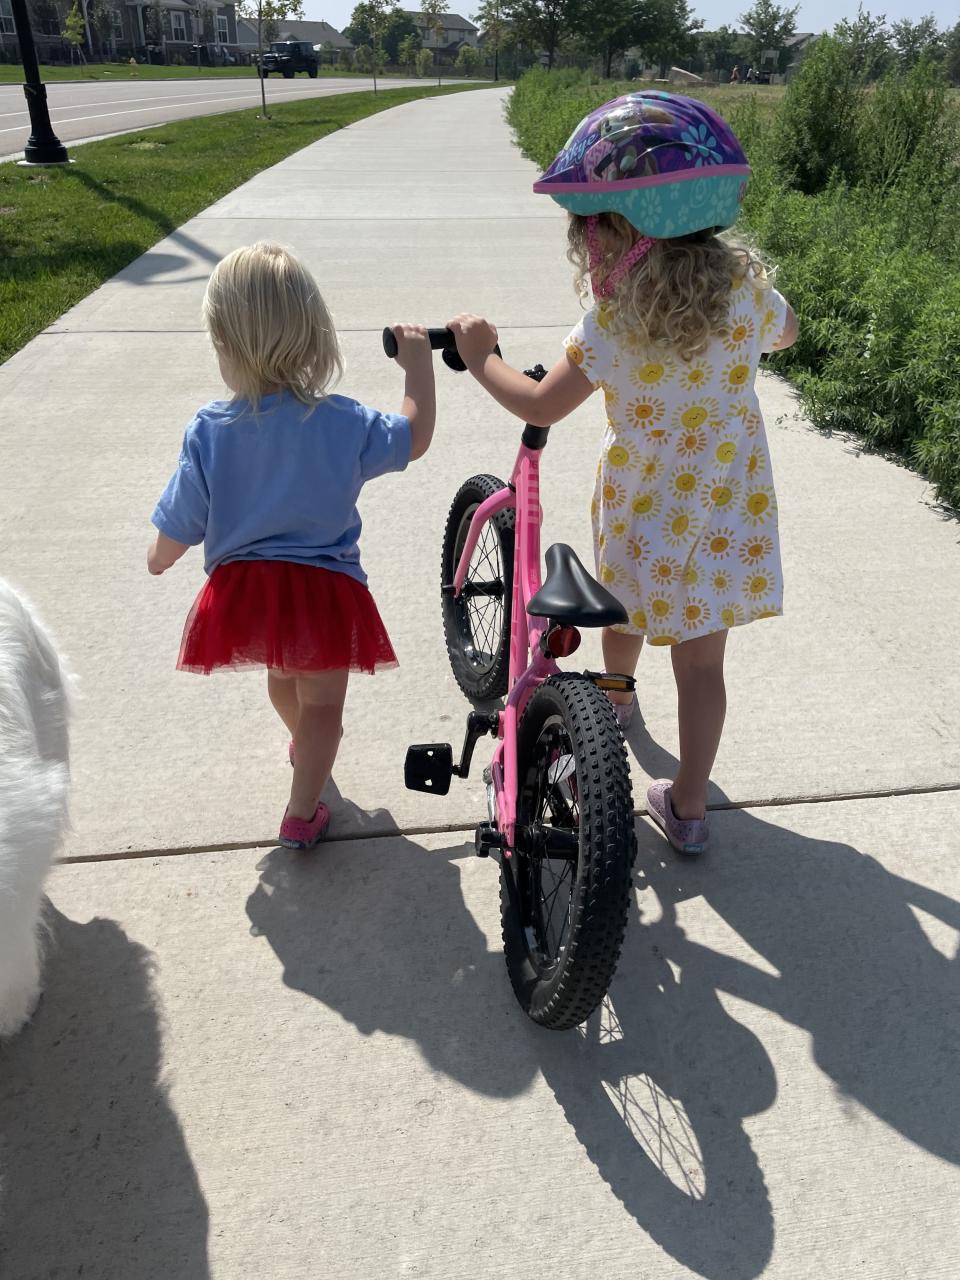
[1,88,959,1279]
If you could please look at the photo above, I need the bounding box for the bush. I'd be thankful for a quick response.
[773,35,865,193]
[415,47,433,78]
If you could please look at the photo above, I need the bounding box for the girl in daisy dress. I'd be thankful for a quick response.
[448,91,797,855]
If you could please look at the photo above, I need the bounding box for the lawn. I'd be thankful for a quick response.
[0,62,441,83]
[0,82,486,366]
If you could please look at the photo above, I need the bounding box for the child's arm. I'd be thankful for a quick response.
[447,314,593,427]
[771,303,798,351]
[390,323,436,461]
[147,531,189,576]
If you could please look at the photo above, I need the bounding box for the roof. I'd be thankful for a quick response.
[784,32,816,46]
[260,19,354,47]
[404,11,478,32]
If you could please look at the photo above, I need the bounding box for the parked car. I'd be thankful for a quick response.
[257,40,319,78]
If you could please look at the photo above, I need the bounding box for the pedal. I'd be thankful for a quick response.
[404,743,454,795]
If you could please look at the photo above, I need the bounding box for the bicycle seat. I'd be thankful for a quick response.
[527,543,627,628]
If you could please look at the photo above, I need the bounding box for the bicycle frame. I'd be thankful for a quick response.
[452,439,559,854]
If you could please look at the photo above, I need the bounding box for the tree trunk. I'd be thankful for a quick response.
[258,8,267,116]
[605,44,613,78]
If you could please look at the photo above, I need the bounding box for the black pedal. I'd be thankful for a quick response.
[404,743,454,795]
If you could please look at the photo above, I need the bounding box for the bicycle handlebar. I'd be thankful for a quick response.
[381,326,501,373]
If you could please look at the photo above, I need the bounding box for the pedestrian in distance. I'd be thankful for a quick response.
[147,243,436,849]
[445,92,797,857]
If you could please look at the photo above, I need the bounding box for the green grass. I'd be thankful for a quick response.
[0,62,469,83]
[0,82,486,365]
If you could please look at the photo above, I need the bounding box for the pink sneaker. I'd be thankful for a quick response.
[279,803,330,850]
[646,780,708,856]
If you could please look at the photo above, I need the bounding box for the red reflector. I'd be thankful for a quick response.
[549,626,581,658]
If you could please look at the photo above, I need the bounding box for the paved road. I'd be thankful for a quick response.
[0,75,427,159]
[1,88,959,1278]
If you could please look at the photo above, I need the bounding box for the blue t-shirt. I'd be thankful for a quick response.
[152,391,411,584]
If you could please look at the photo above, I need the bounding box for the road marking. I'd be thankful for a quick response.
[0,82,368,119]
[0,84,380,135]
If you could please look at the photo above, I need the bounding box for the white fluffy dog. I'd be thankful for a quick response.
[0,578,71,1038]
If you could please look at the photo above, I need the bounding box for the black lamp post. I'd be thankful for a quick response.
[10,0,70,165]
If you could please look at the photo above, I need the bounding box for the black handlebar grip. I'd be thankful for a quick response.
[381,326,502,373]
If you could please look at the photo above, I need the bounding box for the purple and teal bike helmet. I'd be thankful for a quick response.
[534,92,750,296]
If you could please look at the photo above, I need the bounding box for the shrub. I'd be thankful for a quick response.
[773,35,865,193]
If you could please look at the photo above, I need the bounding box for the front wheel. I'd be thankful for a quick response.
[308,66,318,78]
[441,474,514,701]
[500,674,636,1030]
[282,69,294,78]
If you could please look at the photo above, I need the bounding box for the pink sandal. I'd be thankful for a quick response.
[279,803,330,850]
[646,780,709,856]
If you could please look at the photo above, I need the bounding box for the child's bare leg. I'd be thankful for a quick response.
[288,670,348,820]
[602,627,644,705]
[268,669,300,735]
[670,630,727,821]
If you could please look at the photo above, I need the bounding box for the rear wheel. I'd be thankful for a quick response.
[441,474,514,701]
[283,69,294,78]
[308,66,318,77]
[500,674,636,1030]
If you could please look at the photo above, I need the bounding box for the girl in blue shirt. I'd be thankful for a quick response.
[148,242,435,850]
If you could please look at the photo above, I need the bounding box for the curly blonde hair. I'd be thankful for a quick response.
[567,213,773,362]
[203,242,342,407]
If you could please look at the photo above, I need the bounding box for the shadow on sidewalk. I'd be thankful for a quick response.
[0,908,210,1278]
[540,713,960,1279]
[246,734,959,1280]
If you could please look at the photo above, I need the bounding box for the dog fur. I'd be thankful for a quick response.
[0,578,71,1038]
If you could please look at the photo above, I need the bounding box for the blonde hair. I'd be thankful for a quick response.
[202,242,343,405]
[567,214,773,361]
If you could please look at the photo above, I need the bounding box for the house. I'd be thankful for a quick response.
[0,0,242,64]
[759,31,818,80]
[404,10,477,62]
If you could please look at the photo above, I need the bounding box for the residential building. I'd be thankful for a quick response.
[404,10,477,62]
[0,0,241,64]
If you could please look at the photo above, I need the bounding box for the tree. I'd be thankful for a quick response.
[236,0,306,116]
[88,0,120,55]
[698,25,744,75]
[890,16,945,72]
[945,20,960,85]
[63,0,86,61]
[398,32,421,68]
[456,41,480,72]
[574,0,640,78]
[415,44,433,74]
[739,0,798,71]
[421,0,446,84]
[473,0,510,80]
[354,43,374,70]
[502,0,575,71]
[347,3,417,62]
[143,0,165,51]
[833,7,893,81]
[640,0,703,76]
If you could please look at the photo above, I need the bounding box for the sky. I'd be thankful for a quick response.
[302,0,958,38]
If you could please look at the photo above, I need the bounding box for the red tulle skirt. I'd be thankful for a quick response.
[177,560,398,675]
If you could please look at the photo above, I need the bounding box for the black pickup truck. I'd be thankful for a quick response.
[258,40,320,78]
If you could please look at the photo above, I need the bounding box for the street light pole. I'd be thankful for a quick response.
[10,0,70,165]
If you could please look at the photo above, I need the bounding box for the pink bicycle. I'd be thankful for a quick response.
[384,327,637,1030]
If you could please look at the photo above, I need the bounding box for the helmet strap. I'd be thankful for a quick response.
[586,214,655,300]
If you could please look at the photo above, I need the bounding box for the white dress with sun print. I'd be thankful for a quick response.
[565,276,789,646]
